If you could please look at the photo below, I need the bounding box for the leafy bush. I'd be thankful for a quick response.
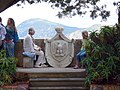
[0,50,17,86]
[83,24,120,86]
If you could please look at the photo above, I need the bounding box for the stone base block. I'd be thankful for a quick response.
[23,57,34,68]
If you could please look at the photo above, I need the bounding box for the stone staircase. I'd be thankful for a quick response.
[17,67,89,90]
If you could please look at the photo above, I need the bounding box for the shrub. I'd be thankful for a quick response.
[0,50,17,86]
[83,24,120,86]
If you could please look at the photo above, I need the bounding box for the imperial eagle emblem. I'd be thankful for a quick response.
[45,27,74,67]
[50,40,68,62]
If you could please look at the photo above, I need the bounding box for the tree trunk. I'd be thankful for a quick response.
[118,10,120,24]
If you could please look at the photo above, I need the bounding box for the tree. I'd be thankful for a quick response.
[113,2,120,24]
[0,0,20,13]
[17,0,119,21]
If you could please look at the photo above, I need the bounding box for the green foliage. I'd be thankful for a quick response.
[17,0,112,20]
[0,50,17,86]
[83,24,120,86]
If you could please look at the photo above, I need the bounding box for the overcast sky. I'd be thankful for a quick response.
[0,0,119,28]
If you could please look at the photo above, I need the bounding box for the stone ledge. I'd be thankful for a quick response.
[16,67,85,73]
[29,86,88,90]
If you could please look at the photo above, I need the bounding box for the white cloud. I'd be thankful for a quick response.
[0,0,119,28]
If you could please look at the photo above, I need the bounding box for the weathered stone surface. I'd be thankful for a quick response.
[45,27,74,67]
[15,39,82,67]
[17,85,27,90]
[23,57,34,68]
[16,67,88,90]
[90,84,120,90]
[93,86,103,90]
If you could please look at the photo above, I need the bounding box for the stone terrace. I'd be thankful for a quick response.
[15,39,82,67]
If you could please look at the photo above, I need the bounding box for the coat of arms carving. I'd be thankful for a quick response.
[44,27,74,67]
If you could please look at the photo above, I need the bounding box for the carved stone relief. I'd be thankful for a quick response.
[44,27,74,67]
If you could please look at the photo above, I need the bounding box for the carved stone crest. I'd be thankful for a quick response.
[44,27,74,67]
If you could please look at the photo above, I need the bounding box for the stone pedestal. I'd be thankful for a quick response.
[23,57,34,68]
[45,27,74,68]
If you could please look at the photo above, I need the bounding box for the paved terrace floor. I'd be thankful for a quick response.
[16,67,86,73]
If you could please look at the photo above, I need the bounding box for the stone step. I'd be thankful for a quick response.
[29,86,89,90]
[27,68,86,78]
[17,68,86,78]
[29,78,85,87]
[17,68,88,89]
[28,72,86,78]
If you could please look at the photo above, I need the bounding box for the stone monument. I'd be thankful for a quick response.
[44,27,74,67]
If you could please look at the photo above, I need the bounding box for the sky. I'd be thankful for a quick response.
[0,0,119,28]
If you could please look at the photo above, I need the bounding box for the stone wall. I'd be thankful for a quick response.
[15,39,82,67]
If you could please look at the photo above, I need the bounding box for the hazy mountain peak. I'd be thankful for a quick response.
[67,24,103,39]
[17,18,83,39]
[17,18,103,39]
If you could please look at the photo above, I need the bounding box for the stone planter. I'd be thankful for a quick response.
[90,84,120,90]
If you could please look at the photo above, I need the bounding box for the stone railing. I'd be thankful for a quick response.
[15,39,82,67]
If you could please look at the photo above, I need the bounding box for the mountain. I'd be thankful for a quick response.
[17,18,103,39]
[67,24,103,39]
[17,18,84,39]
